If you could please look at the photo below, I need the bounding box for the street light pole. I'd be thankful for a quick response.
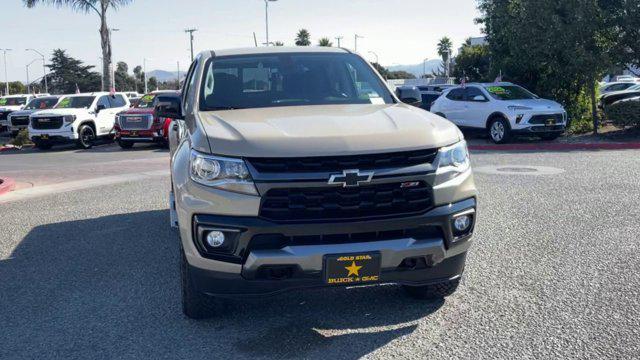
[368,51,379,64]
[26,48,47,93]
[1,49,11,95]
[143,58,149,94]
[98,56,104,91]
[109,28,120,92]
[264,0,278,46]
[26,58,39,94]
[334,36,343,48]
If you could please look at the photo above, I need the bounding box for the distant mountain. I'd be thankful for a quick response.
[386,60,443,78]
[147,70,186,82]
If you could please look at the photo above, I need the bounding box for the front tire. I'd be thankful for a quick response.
[181,249,217,319]
[403,278,461,300]
[488,118,511,144]
[76,124,95,149]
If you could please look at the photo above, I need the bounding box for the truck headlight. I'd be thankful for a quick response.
[435,140,470,178]
[63,115,76,125]
[189,149,257,195]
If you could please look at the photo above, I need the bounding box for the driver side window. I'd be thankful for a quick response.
[97,96,111,109]
[465,87,488,102]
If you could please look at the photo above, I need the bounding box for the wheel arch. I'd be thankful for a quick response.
[485,112,510,130]
[77,120,96,134]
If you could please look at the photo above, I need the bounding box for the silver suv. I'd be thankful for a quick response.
[157,47,478,319]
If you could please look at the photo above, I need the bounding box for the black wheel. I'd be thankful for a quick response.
[118,139,134,149]
[403,278,461,300]
[34,141,52,150]
[181,249,217,319]
[540,133,560,141]
[76,124,95,149]
[488,117,511,144]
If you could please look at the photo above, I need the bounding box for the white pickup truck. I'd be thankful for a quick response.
[28,92,130,150]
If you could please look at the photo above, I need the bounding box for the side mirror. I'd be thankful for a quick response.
[395,87,422,106]
[472,95,487,102]
[96,104,106,112]
[155,100,183,120]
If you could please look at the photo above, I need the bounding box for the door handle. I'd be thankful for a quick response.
[172,124,179,131]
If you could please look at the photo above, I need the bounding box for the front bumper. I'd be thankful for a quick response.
[116,128,166,142]
[511,125,566,135]
[186,197,476,297]
[29,127,78,142]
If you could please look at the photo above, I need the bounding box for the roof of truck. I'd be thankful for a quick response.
[201,46,351,58]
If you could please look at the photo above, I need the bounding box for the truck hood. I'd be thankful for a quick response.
[196,104,462,157]
[119,107,153,115]
[7,109,39,117]
[30,108,92,118]
[0,105,24,112]
[502,98,564,111]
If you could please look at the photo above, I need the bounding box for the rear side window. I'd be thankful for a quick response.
[109,94,127,107]
[465,87,488,101]
[97,96,111,108]
[446,89,465,101]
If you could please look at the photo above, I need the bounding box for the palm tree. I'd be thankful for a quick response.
[318,37,333,47]
[23,0,133,92]
[295,29,311,46]
[437,36,453,76]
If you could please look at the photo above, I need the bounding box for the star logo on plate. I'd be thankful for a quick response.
[345,261,362,277]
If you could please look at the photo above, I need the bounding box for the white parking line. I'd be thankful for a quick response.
[0,170,169,204]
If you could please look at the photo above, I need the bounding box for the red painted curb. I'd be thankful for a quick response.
[469,142,640,151]
[0,177,16,196]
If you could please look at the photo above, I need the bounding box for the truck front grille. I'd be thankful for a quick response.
[528,113,564,125]
[260,181,432,222]
[10,116,29,126]
[119,115,152,130]
[247,148,437,173]
[0,111,10,121]
[31,116,63,130]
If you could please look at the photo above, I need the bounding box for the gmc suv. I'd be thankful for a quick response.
[156,47,478,319]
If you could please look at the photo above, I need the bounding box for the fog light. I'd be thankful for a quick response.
[205,231,225,247]
[453,215,472,232]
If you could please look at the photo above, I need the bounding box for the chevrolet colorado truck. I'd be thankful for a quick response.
[156,47,478,319]
[114,90,180,149]
[29,92,130,150]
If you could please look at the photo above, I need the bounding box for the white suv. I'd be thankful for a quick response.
[430,83,567,143]
[28,92,130,150]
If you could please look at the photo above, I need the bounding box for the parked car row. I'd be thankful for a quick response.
[0,90,179,150]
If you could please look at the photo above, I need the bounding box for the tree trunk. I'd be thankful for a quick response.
[590,79,598,135]
[99,1,112,92]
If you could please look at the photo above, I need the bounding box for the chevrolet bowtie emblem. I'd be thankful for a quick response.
[328,169,374,187]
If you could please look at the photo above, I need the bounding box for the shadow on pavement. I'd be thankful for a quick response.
[1,210,442,359]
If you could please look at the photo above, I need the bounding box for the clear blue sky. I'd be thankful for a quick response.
[2,0,482,82]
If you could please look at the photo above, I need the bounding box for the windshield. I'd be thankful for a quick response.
[25,98,59,110]
[54,96,95,109]
[135,94,156,108]
[0,97,27,106]
[199,53,394,110]
[484,85,538,100]
[628,84,640,91]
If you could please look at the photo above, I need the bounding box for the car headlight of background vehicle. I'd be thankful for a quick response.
[189,150,258,195]
[435,140,470,180]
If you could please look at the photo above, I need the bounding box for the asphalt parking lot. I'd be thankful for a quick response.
[1,146,639,359]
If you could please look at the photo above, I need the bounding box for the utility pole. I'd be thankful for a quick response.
[334,36,343,48]
[26,48,47,93]
[422,58,429,79]
[253,32,258,47]
[1,49,11,95]
[185,28,198,62]
[354,34,364,52]
[264,0,278,46]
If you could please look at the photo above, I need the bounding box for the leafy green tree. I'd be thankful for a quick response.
[452,44,492,82]
[295,29,311,46]
[318,37,333,47]
[0,82,27,95]
[46,49,101,94]
[114,61,137,91]
[148,76,158,91]
[371,63,389,79]
[477,0,617,133]
[23,0,134,91]
[274,41,284,46]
